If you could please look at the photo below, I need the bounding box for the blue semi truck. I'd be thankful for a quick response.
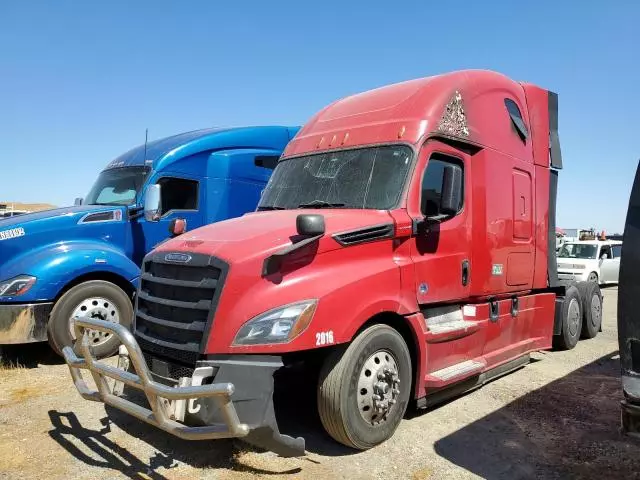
[0,125,299,358]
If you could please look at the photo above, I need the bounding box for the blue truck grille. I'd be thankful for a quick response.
[134,251,228,367]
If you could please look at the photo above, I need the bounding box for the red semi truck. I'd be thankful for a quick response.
[63,70,603,456]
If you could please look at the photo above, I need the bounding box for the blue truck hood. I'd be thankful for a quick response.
[0,205,127,280]
[0,205,105,228]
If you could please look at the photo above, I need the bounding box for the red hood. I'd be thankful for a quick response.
[155,209,395,262]
[152,208,404,356]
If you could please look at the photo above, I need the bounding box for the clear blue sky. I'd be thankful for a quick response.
[1,1,638,232]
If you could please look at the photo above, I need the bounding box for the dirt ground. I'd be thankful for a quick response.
[1,287,638,480]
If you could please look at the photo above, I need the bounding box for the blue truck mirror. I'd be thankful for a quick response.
[74,197,83,206]
[144,184,162,222]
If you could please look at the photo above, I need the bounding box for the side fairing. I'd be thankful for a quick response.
[205,149,284,223]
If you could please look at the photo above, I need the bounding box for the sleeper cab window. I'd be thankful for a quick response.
[254,155,280,170]
[156,177,199,215]
[504,98,529,142]
[420,154,464,219]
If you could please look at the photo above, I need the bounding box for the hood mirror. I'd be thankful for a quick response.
[296,214,325,236]
[144,184,162,222]
[74,197,83,206]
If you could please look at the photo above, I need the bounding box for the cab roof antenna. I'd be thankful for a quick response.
[143,128,148,161]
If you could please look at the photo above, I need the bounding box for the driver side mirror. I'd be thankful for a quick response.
[74,197,83,206]
[144,184,162,222]
[439,164,463,216]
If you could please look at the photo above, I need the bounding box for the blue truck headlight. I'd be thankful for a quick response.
[0,275,37,297]
[232,300,317,346]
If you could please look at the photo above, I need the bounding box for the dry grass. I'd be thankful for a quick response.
[0,450,28,471]
[411,467,434,479]
[0,358,25,371]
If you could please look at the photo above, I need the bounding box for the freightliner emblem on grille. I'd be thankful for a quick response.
[164,253,192,263]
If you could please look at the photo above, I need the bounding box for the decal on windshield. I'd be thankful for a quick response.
[0,227,25,241]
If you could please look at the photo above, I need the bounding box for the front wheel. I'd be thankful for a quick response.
[317,324,412,450]
[48,280,133,359]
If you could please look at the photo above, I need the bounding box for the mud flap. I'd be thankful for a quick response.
[618,158,640,433]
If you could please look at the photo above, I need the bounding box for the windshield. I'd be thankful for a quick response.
[84,167,149,206]
[258,145,413,210]
[558,243,598,259]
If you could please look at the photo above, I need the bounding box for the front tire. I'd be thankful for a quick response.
[317,324,412,450]
[47,280,133,359]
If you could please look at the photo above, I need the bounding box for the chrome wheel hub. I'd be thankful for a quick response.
[357,349,401,425]
[567,298,581,336]
[591,294,602,326]
[69,297,120,346]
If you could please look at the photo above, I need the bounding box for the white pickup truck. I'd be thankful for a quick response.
[557,239,622,284]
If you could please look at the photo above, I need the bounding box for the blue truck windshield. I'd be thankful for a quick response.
[258,145,413,211]
[85,167,150,206]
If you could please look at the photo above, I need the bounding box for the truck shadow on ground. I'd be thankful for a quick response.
[1,342,63,368]
[48,411,175,480]
[47,408,304,477]
[433,350,640,480]
[98,365,357,462]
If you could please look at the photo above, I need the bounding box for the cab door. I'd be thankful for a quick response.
[600,243,621,283]
[408,143,472,305]
[133,175,204,264]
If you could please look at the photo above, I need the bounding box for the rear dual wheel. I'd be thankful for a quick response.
[576,281,603,338]
[553,281,603,350]
[553,285,583,350]
[317,324,412,450]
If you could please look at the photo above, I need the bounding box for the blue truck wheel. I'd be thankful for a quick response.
[48,280,133,358]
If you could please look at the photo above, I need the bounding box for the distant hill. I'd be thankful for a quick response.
[0,202,57,212]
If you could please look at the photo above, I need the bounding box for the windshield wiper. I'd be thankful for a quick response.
[257,205,286,211]
[297,200,346,209]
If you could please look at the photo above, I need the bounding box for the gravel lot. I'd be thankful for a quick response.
[1,287,638,480]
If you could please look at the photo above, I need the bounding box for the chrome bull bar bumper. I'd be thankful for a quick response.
[62,317,250,441]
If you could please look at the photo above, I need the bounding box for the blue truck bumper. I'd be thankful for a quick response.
[0,302,52,343]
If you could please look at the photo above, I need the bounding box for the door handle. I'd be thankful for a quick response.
[462,260,470,286]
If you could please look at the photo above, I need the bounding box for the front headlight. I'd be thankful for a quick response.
[232,300,317,346]
[0,275,36,297]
